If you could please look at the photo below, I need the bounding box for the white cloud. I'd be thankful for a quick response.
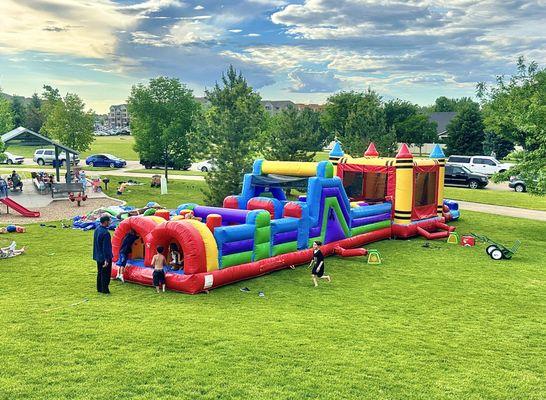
[246,33,261,37]
[194,5,204,10]
[288,69,342,93]
[177,15,212,20]
[247,0,288,5]
[121,0,186,14]
[130,31,170,47]
[168,20,223,45]
[223,45,396,72]
[229,29,243,33]
[0,0,136,59]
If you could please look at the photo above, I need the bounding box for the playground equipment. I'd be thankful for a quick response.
[68,191,88,207]
[470,233,521,260]
[0,178,40,217]
[110,143,460,294]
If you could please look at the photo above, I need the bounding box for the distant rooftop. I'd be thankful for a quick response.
[428,112,457,136]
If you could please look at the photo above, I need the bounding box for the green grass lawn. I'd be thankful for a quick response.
[103,175,207,208]
[0,207,544,399]
[445,187,546,211]
[5,136,138,160]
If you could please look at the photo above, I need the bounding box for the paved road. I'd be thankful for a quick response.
[13,160,206,181]
[457,200,546,221]
[446,181,510,192]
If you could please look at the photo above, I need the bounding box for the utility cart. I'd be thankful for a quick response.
[470,233,521,260]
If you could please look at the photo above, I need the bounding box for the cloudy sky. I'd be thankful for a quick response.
[0,0,545,112]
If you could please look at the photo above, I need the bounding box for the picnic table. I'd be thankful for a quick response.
[51,183,85,198]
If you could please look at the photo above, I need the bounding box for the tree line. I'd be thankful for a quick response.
[0,85,95,156]
[0,58,543,198]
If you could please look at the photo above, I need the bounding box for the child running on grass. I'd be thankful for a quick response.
[308,241,331,287]
[116,229,138,283]
[151,246,167,293]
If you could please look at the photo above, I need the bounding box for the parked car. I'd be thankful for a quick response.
[86,154,126,168]
[1,151,24,165]
[444,165,489,189]
[508,176,526,192]
[139,157,191,171]
[33,149,80,166]
[191,159,216,172]
[447,155,513,176]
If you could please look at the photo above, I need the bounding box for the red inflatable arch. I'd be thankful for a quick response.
[148,221,207,274]
[112,216,164,262]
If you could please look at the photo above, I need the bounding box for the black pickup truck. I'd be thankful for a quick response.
[445,164,489,189]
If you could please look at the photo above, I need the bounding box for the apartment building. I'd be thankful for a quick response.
[108,104,130,131]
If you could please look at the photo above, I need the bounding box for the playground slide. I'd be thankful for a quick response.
[0,198,40,217]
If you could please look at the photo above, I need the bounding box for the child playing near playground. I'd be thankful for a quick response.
[151,246,167,293]
[168,243,184,271]
[308,241,331,287]
[116,229,138,282]
[0,241,25,258]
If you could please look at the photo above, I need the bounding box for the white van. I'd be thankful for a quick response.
[447,155,513,176]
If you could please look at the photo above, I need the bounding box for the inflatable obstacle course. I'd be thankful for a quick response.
[110,142,460,294]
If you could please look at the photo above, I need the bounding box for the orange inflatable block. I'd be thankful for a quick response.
[154,209,171,220]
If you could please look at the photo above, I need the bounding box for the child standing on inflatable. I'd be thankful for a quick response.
[309,241,331,287]
[151,246,167,293]
[116,229,138,282]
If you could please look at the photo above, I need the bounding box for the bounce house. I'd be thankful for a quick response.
[111,143,460,294]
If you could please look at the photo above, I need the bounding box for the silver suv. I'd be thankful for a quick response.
[447,155,513,176]
[33,149,80,166]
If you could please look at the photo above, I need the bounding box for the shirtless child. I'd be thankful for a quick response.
[151,246,167,293]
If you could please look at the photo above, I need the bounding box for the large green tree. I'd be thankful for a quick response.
[10,97,25,128]
[432,96,476,112]
[41,93,95,152]
[478,57,546,194]
[128,77,200,180]
[39,85,62,137]
[266,106,326,162]
[25,93,44,132]
[202,65,266,205]
[0,96,14,134]
[395,114,438,155]
[321,90,396,157]
[482,131,514,159]
[445,103,485,156]
[384,99,418,131]
[384,99,437,153]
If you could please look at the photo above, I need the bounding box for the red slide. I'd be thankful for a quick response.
[0,198,40,217]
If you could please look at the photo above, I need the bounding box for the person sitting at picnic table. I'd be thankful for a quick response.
[10,171,23,191]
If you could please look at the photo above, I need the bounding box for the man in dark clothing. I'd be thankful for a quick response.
[93,215,113,294]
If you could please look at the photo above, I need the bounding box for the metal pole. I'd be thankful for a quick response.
[54,146,60,182]
[66,150,71,183]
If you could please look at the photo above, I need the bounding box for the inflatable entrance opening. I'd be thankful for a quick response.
[148,220,219,275]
